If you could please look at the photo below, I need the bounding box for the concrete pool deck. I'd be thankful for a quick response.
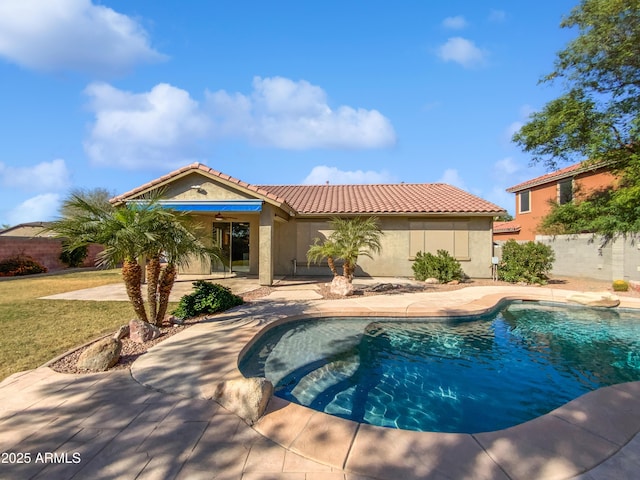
[3,278,640,479]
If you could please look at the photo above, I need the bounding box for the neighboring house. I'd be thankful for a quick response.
[113,163,506,285]
[494,161,618,241]
[0,222,101,271]
[0,222,53,237]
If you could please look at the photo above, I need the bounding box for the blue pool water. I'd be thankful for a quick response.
[239,301,640,433]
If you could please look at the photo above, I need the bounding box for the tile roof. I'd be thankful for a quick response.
[112,163,505,216]
[258,183,505,214]
[506,161,607,193]
[493,221,521,233]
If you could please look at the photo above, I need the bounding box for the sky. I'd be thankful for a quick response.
[0,0,581,227]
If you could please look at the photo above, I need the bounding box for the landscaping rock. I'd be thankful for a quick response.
[167,315,184,325]
[129,319,162,343]
[424,278,439,284]
[567,292,620,308]
[330,275,354,296]
[211,377,273,425]
[447,280,460,285]
[77,337,121,372]
[113,324,129,341]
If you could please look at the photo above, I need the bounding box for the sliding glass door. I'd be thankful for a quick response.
[212,222,250,273]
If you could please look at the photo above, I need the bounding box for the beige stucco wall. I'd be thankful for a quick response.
[142,173,495,281]
[160,172,257,201]
[275,216,495,279]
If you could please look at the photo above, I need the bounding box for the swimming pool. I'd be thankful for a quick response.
[239,300,640,433]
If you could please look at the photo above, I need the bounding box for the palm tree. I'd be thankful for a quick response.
[144,210,220,326]
[51,193,218,325]
[306,237,340,276]
[307,217,383,282]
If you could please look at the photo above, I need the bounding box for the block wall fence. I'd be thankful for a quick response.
[0,237,102,272]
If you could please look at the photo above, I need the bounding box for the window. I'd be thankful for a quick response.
[558,179,573,205]
[519,190,530,213]
[409,220,469,260]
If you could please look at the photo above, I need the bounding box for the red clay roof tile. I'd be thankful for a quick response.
[258,183,505,214]
[112,163,505,215]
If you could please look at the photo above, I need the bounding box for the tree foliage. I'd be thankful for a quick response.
[306,217,383,282]
[513,0,640,236]
[50,192,219,325]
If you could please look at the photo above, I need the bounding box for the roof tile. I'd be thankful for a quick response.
[112,163,505,215]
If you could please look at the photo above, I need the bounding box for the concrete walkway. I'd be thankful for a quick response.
[3,279,640,479]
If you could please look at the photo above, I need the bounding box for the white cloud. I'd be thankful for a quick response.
[0,0,165,75]
[437,37,487,68]
[437,169,467,189]
[494,157,520,176]
[84,82,213,169]
[0,159,71,191]
[206,76,397,149]
[489,10,507,22]
[302,166,398,185]
[442,16,468,30]
[7,194,62,224]
[84,77,396,169]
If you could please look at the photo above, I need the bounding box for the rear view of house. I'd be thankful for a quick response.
[113,163,506,285]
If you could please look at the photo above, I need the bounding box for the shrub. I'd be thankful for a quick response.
[412,250,464,283]
[0,254,48,277]
[172,280,243,319]
[612,279,629,292]
[498,240,555,284]
[59,243,88,268]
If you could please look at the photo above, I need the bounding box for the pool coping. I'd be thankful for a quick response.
[131,286,640,480]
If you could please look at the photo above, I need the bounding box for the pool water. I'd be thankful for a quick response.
[239,301,640,433]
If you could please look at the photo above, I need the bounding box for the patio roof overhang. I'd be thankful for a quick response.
[155,200,263,212]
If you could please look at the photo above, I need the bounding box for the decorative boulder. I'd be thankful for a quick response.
[424,278,439,284]
[566,292,620,308]
[211,377,273,425]
[167,315,184,326]
[129,319,161,343]
[330,276,354,296]
[113,324,130,341]
[77,337,122,371]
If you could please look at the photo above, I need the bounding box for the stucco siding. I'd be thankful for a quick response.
[161,172,256,201]
[279,216,494,279]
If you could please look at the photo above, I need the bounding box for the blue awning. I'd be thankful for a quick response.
[157,200,263,212]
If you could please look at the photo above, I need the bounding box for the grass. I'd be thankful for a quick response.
[0,269,173,381]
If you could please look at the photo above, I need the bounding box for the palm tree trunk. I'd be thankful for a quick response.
[155,263,177,326]
[327,256,338,276]
[343,261,354,282]
[146,254,161,323]
[122,258,148,322]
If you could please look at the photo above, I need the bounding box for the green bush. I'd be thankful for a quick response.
[412,250,464,283]
[172,280,243,319]
[0,254,48,277]
[498,240,555,284]
[612,279,629,292]
[59,243,88,268]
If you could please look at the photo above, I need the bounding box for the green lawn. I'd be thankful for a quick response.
[0,269,154,381]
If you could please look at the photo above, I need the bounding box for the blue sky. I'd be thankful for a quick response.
[0,0,580,226]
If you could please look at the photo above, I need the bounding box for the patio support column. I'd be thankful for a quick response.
[259,203,274,286]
